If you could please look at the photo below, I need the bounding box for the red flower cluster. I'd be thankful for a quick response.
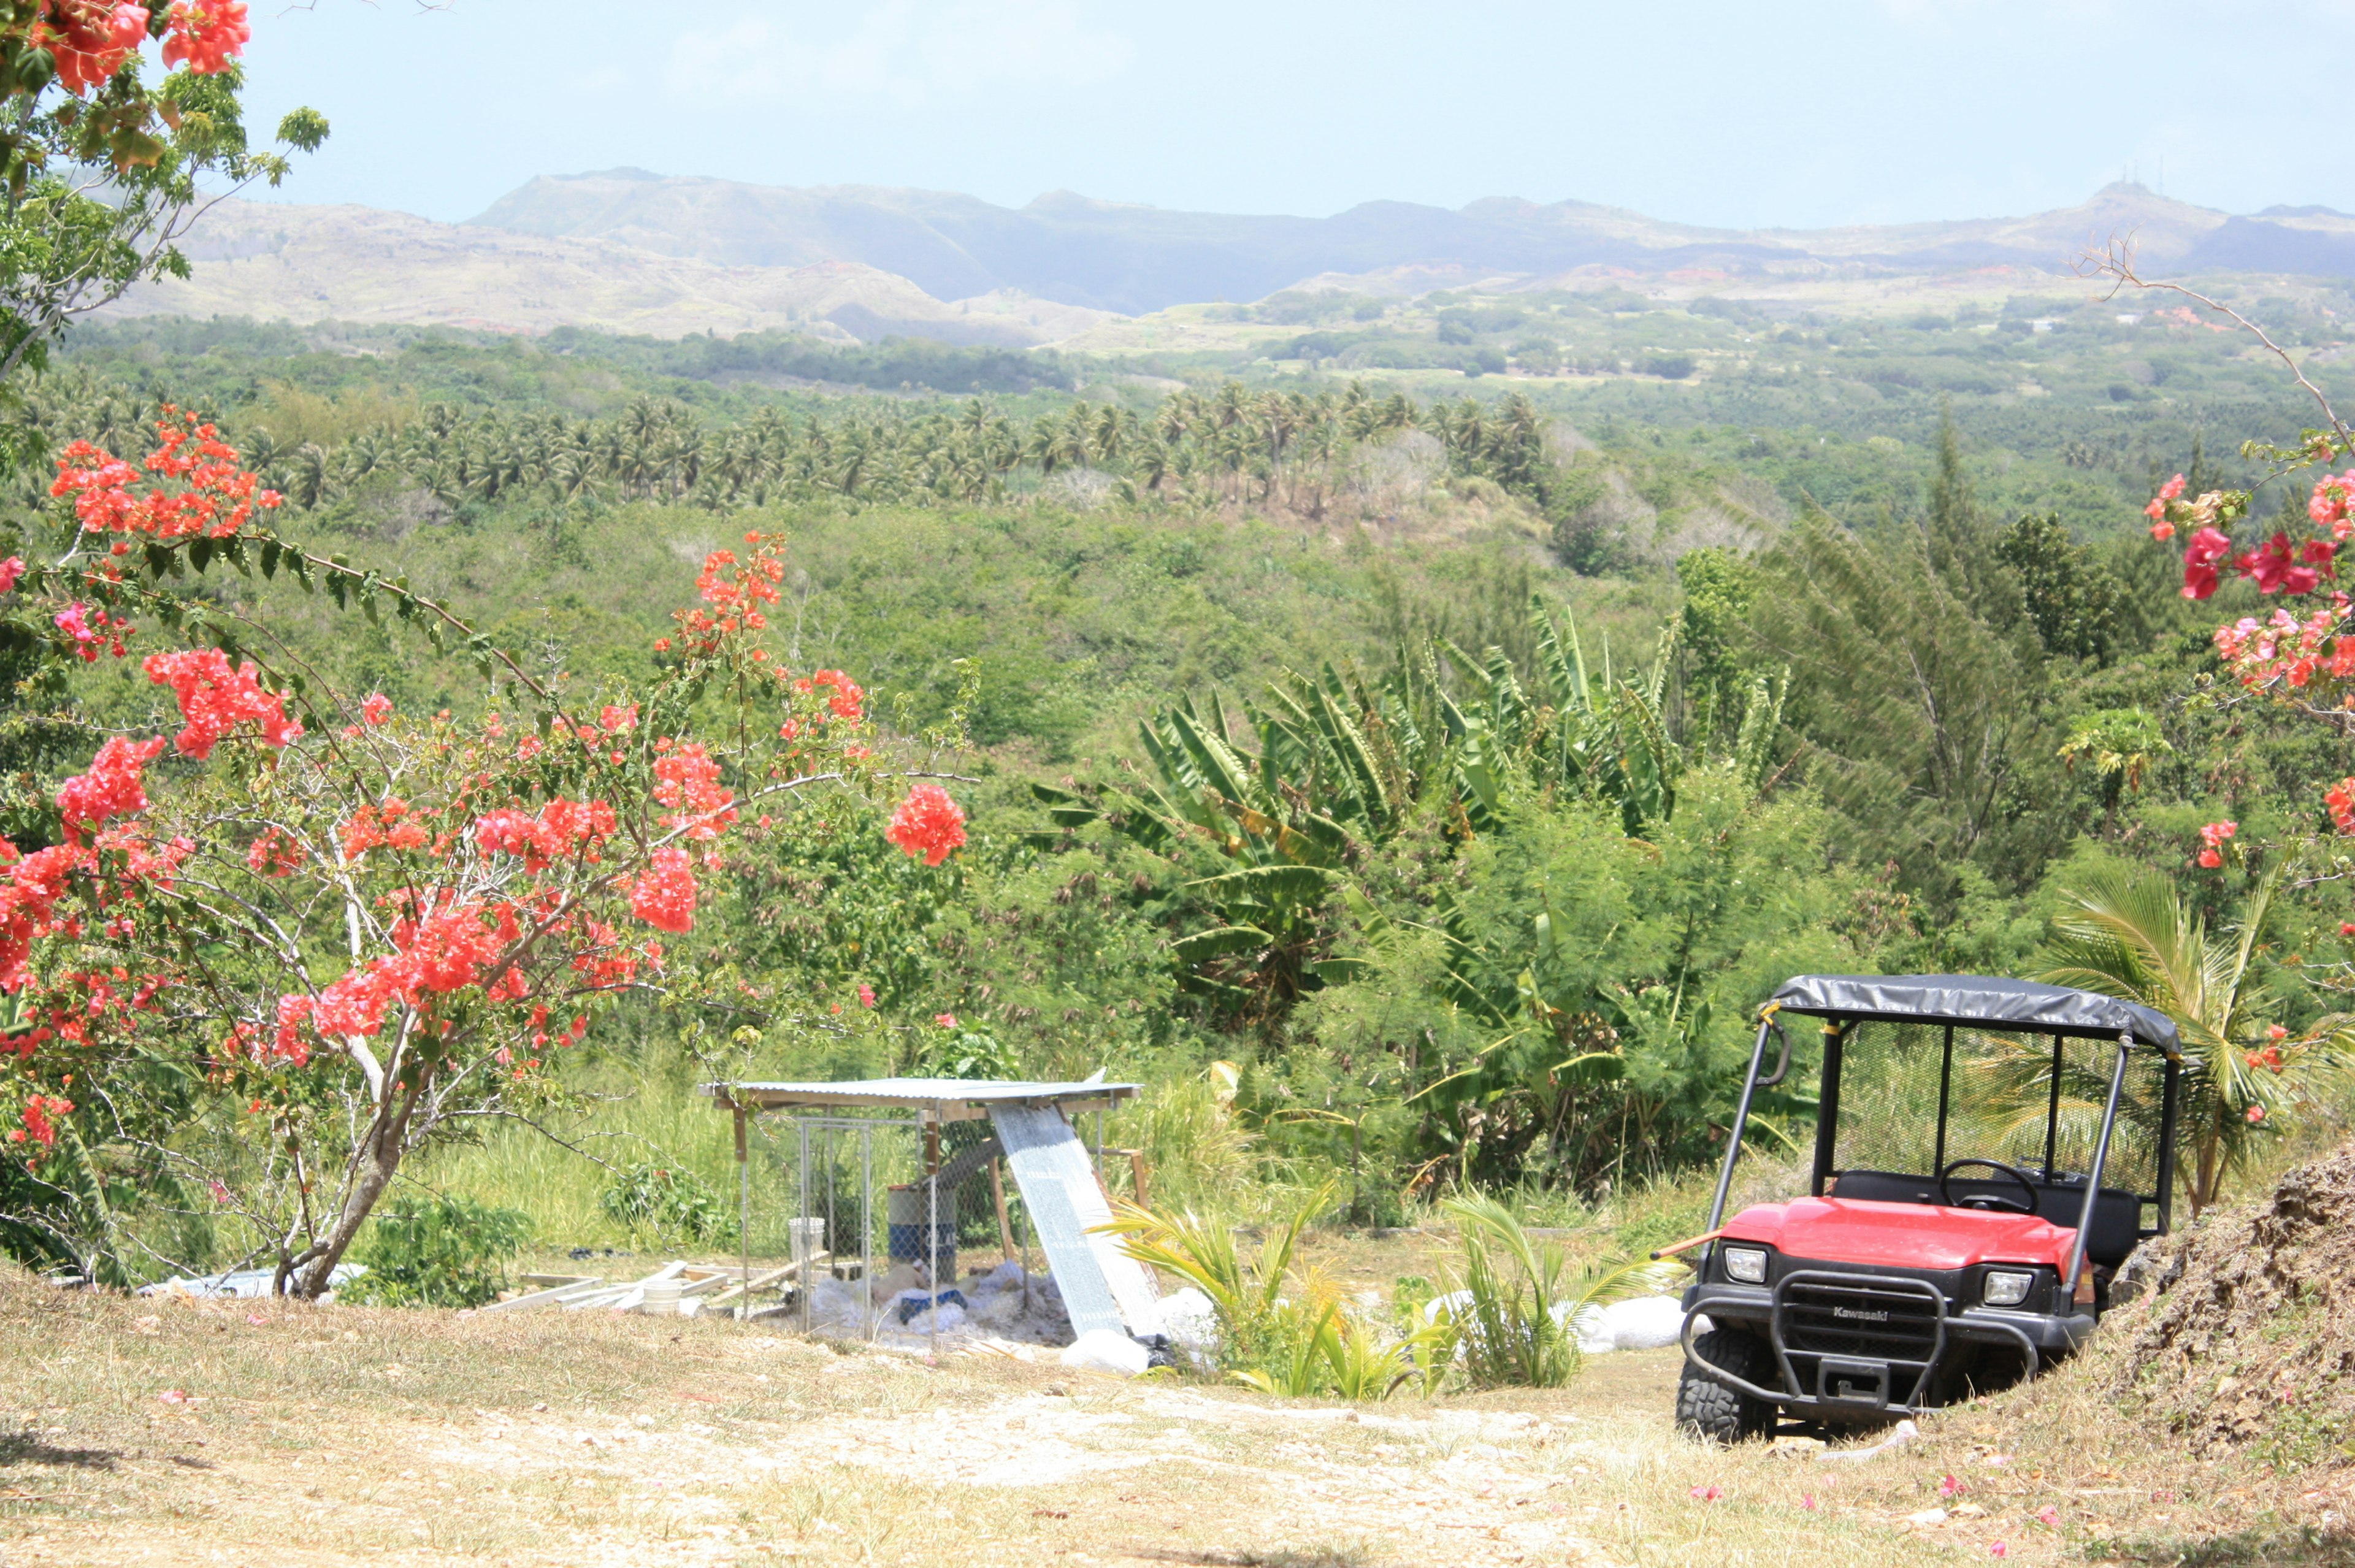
[629,847,697,934]
[277,897,523,1057]
[245,827,304,878]
[51,410,281,540]
[10,1093,72,1152]
[670,539,785,657]
[0,557,24,594]
[801,670,864,721]
[2244,1044,2285,1073]
[361,692,393,727]
[473,798,618,874]
[0,844,87,992]
[160,0,247,72]
[653,740,735,839]
[33,1,148,95]
[142,649,302,759]
[887,784,966,867]
[2195,819,2236,869]
[340,797,429,860]
[56,736,164,844]
[2178,526,2232,600]
[2146,472,2185,537]
[2329,778,2355,835]
[2240,532,2337,595]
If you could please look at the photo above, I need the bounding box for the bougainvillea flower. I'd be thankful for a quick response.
[2181,526,2233,599]
[629,847,698,934]
[886,784,966,866]
[162,0,250,74]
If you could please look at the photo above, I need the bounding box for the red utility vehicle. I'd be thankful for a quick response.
[1675,975,2181,1441]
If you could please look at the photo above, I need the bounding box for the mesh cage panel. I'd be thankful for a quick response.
[1831,1020,2167,1198]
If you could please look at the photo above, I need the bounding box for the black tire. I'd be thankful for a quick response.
[1676,1326,1779,1444]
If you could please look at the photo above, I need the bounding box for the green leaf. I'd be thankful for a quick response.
[1172,925,1273,963]
[1184,864,1335,908]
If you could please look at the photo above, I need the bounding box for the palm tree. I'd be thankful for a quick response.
[2037,863,2343,1215]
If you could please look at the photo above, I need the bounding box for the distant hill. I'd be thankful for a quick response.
[469,172,2355,315]
[101,198,1114,346]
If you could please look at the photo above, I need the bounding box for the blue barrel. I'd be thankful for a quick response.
[886,1184,955,1283]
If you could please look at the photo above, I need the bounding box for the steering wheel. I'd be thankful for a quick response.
[1937,1158,2042,1216]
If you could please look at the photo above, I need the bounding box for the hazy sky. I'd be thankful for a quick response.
[239,0,2351,228]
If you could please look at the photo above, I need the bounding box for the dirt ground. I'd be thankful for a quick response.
[2,1254,2350,1568]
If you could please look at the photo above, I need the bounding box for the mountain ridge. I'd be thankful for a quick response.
[465,174,2355,314]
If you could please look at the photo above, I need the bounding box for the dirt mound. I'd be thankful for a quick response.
[2093,1141,2355,1467]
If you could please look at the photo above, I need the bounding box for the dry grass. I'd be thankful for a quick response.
[4,1244,2351,1568]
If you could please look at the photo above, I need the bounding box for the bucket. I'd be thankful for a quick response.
[638,1277,683,1317]
[886,1184,956,1283]
[787,1217,825,1263]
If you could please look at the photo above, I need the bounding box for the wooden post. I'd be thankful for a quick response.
[990,1157,1016,1262]
[1127,1150,1152,1212]
[732,1100,751,1318]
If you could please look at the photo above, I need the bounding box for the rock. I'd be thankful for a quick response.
[1157,1287,1220,1358]
[1058,1328,1150,1377]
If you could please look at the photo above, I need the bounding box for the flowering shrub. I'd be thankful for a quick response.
[0,421,968,1291]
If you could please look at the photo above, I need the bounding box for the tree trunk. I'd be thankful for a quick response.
[291,1084,421,1298]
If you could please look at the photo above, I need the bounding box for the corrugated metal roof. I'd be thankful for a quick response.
[707,1077,1141,1114]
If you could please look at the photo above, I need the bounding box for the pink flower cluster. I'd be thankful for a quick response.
[2211,599,2355,689]
[2312,469,2355,536]
[2196,820,2236,870]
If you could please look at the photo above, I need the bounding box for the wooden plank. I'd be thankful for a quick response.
[990,1157,1016,1261]
[483,1277,607,1314]
[703,1253,828,1310]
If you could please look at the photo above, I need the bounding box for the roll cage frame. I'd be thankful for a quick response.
[1703,984,2185,1293]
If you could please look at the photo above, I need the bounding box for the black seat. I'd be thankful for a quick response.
[1828,1168,2142,1266]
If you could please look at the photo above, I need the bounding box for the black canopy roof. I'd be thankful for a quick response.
[1769,974,2181,1056]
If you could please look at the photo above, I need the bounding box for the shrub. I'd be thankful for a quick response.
[599,1160,737,1245]
[1105,1181,1445,1400]
[1437,1193,1667,1389]
[341,1194,532,1309]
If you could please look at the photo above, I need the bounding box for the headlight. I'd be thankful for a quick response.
[1721,1245,1769,1284]
[1983,1270,2035,1307]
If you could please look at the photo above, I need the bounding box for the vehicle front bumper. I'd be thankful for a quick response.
[1680,1278,2096,1418]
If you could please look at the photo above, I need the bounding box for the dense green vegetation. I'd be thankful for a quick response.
[9,300,2353,1261]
